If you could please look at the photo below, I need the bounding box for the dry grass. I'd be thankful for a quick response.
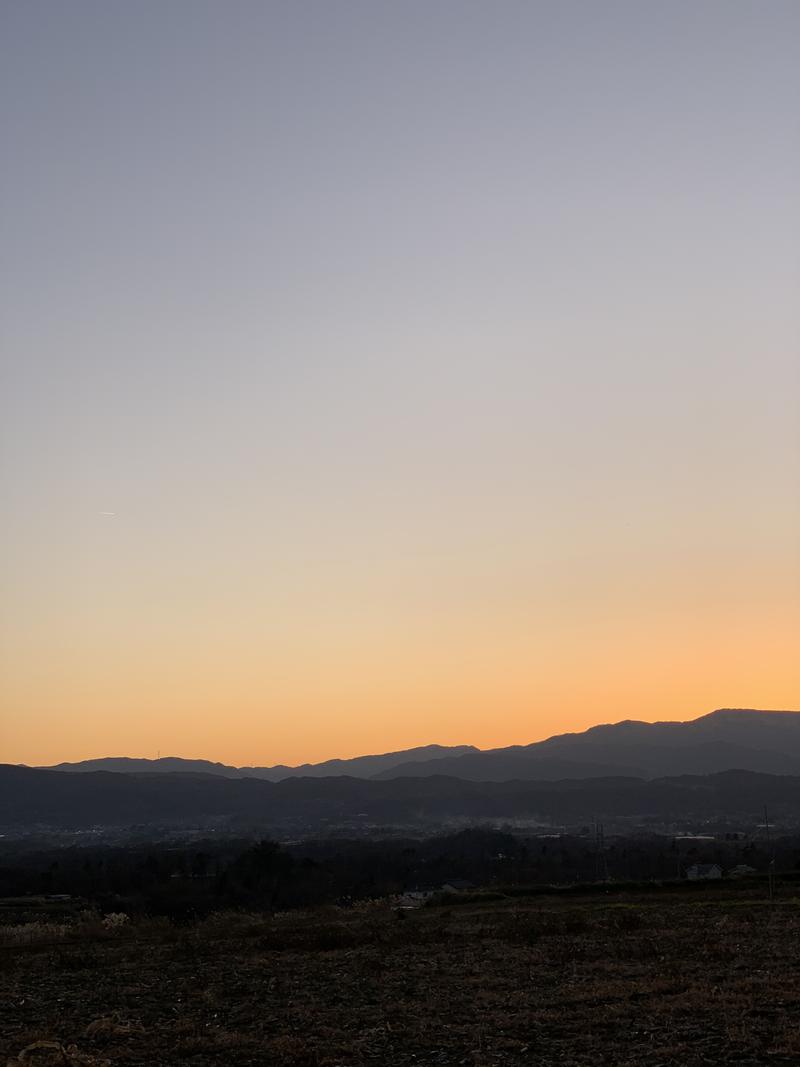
[3,888,800,1065]
[0,923,73,947]
[5,1039,111,1066]
[0,914,172,950]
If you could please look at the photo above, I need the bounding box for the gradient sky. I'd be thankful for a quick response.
[1,1,799,767]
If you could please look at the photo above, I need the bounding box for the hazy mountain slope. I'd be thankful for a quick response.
[378,751,647,781]
[372,710,800,781]
[48,757,246,778]
[39,710,800,786]
[4,763,800,830]
[47,744,477,782]
[258,745,477,780]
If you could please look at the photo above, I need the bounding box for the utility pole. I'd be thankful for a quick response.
[594,819,609,882]
[764,805,776,903]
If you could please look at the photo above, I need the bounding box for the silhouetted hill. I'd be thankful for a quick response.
[372,710,800,781]
[48,757,246,778]
[5,763,800,832]
[43,711,800,786]
[47,745,477,782]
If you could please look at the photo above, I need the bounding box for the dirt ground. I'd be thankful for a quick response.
[3,890,800,1066]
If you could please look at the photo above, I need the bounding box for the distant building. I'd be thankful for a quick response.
[441,879,475,894]
[687,863,722,881]
[396,879,477,907]
[396,886,439,908]
[728,864,757,879]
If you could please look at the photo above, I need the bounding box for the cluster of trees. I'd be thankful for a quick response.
[0,829,796,921]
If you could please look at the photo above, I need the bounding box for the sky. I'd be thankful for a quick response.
[1,1,799,767]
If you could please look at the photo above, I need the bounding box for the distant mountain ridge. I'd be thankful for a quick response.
[46,744,478,782]
[373,709,800,781]
[41,710,800,783]
[6,763,800,831]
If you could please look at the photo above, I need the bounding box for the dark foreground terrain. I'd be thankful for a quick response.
[4,886,800,1066]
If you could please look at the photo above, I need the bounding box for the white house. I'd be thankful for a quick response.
[687,863,722,881]
[441,879,475,894]
[728,864,757,879]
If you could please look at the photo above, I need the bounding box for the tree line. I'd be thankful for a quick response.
[1,828,796,920]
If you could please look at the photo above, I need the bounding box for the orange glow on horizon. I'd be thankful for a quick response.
[4,593,798,766]
[2,1,799,779]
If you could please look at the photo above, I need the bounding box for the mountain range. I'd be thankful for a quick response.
[46,744,477,781]
[4,763,800,832]
[44,709,800,782]
[4,710,800,832]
